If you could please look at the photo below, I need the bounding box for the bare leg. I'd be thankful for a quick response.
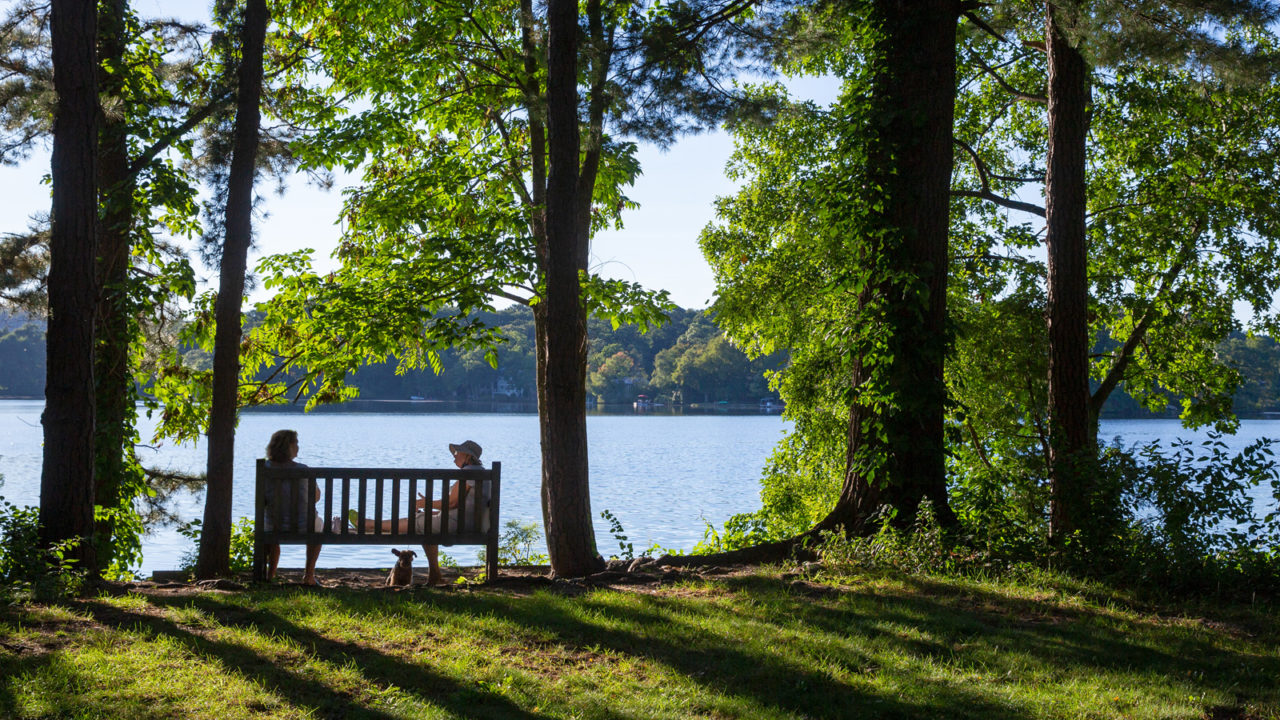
[303,543,322,585]
[267,543,280,580]
[363,517,413,534]
[421,544,443,585]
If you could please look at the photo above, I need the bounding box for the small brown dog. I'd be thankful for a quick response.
[387,548,416,587]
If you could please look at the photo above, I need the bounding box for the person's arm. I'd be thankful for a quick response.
[420,480,464,512]
[435,480,462,511]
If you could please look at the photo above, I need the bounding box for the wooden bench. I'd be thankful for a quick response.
[252,459,502,582]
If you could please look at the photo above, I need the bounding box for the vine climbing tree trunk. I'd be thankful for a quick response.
[93,0,140,574]
[197,0,268,579]
[819,0,960,536]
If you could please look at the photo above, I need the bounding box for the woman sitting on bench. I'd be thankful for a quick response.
[349,440,489,586]
[263,429,324,586]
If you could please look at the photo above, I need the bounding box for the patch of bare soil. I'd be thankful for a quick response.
[115,558,764,598]
[1203,705,1265,720]
[0,614,101,655]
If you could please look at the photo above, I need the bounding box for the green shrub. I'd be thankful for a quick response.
[600,509,633,560]
[0,498,85,600]
[693,511,780,554]
[945,433,1280,598]
[479,519,549,566]
[1098,434,1280,597]
[816,500,974,577]
[177,517,257,575]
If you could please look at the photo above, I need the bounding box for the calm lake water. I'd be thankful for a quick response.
[0,400,792,574]
[1,400,1277,575]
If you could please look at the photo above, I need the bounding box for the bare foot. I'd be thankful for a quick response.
[426,572,446,586]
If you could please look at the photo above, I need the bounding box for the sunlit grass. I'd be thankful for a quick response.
[0,568,1276,719]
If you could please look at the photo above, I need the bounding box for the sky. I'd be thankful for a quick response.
[0,0,836,311]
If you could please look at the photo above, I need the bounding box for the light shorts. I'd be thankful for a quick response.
[263,512,325,534]
[414,507,490,534]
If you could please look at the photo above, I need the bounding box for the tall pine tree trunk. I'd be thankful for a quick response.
[538,0,604,577]
[93,0,139,573]
[819,0,959,535]
[41,0,100,572]
[40,0,99,571]
[196,0,268,579]
[1044,1,1093,540]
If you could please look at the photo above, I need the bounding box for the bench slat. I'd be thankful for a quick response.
[391,476,401,537]
[253,460,502,582]
[407,476,418,540]
[324,477,334,534]
[357,477,368,537]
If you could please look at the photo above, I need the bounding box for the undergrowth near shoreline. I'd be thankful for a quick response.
[0,566,1276,719]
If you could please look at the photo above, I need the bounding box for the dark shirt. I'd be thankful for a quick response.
[263,459,317,532]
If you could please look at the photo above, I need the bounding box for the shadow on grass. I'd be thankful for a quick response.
[150,576,1278,718]
[469,584,1022,719]
[0,649,54,719]
[138,587,964,719]
[709,574,1280,709]
[3,573,1275,719]
[64,593,546,720]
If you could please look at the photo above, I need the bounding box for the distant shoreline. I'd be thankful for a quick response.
[6,396,1280,420]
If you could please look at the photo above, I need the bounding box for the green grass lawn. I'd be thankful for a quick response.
[0,568,1276,719]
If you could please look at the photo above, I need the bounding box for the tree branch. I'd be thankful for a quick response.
[952,189,1047,216]
[490,111,536,208]
[953,138,1046,216]
[968,51,1047,103]
[1089,222,1203,416]
[965,418,994,470]
[127,86,235,178]
[961,9,1015,47]
[575,0,610,249]
[495,288,531,305]
[126,47,307,180]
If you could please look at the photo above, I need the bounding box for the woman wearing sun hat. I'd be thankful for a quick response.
[350,440,489,585]
[448,440,484,470]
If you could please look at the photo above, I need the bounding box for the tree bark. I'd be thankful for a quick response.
[817,0,960,535]
[196,0,268,579]
[538,0,605,577]
[93,0,138,573]
[41,0,99,571]
[1044,1,1094,540]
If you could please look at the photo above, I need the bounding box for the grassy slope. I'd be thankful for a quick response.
[0,569,1276,719]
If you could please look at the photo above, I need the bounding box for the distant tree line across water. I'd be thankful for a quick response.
[5,307,1280,415]
[0,307,786,406]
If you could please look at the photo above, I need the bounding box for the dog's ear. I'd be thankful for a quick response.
[392,549,402,558]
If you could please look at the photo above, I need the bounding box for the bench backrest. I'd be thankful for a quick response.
[254,459,502,547]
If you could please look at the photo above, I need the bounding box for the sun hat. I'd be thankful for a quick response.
[449,440,483,460]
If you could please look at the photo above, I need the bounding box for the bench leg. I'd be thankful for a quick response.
[486,538,498,582]
[252,537,267,582]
